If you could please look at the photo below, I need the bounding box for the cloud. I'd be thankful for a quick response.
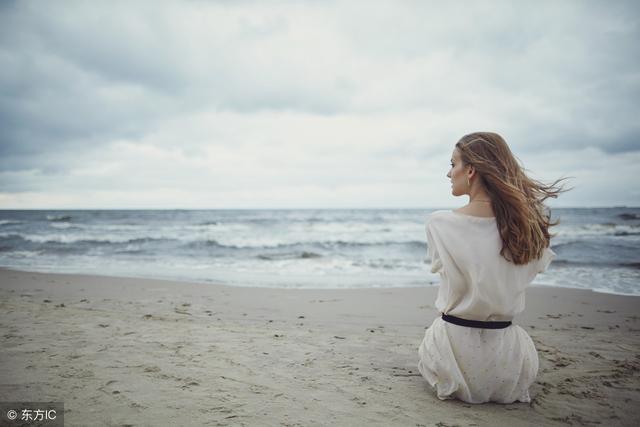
[0,0,638,207]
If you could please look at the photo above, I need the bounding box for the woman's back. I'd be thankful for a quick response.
[426,210,555,321]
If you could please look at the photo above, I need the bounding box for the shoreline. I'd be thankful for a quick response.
[1,268,639,425]
[2,265,638,298]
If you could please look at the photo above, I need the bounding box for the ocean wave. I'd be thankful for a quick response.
[612,230,640,236]
[46,215,72,222]
[257,251,323,260]
[618,213,640,220]
[0,250,41,258]
[185,239,225,249]
[184,238,426,251]
[49,222,80,229]
[352,259,423,271]
[0,220,22,226]
[547,258,640,269]
[0,233,176,245]
[1,229,428,251]
[319,240,427,250]
[0,233,26,241]
[555,223,640,238]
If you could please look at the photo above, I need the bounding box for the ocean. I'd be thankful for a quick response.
[0,208,638,296]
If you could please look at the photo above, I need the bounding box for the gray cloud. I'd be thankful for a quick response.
[0,0,638,207]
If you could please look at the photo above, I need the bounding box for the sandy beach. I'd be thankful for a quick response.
[0,268,639,426]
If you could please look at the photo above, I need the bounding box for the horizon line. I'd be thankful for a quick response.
[0,206,638,211]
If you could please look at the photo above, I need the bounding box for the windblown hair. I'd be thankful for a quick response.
[456,132,572,265]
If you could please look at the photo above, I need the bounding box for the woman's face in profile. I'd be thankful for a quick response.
[447,148,467,196]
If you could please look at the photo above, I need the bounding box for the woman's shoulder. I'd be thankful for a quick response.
[425,210,454,228]
[426,209,451,221]
[426,209,498,234]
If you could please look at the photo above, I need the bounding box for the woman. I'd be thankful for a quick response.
[417,132,569,404]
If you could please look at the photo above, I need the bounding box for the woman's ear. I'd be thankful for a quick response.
[467,165,475,180]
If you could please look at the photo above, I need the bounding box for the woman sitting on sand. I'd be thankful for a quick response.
[418,132,569,404]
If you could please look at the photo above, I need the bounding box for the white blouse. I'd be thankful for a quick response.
[425,209,555,321]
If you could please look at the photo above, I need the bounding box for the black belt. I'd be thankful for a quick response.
[442,313,512,329]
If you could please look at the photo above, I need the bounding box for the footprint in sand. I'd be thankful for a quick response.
[99,380,121,396]
[545,314,563,319]
[350,396,367,406]
[553,356,573,368]
[180,380,200,389]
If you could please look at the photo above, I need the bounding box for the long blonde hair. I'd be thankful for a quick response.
[456,132,572,265]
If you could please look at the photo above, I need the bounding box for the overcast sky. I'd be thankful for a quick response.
[1,0,638,209]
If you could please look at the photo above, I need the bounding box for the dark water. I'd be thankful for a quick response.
[0,208,638,295]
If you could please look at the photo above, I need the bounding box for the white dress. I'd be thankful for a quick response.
[417,209,556,404]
